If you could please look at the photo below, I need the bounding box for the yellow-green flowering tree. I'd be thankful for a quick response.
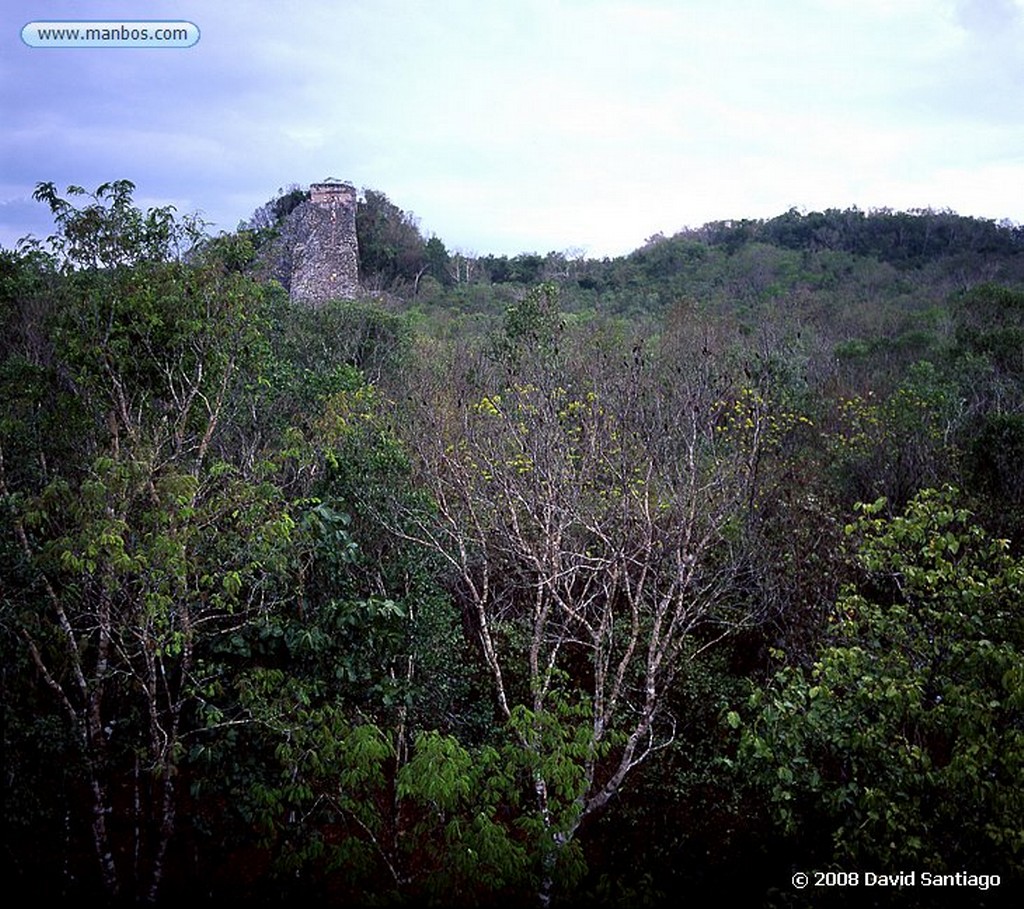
[397,335,770,904]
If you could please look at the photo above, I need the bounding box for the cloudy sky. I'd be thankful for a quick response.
[3,0,1023,257]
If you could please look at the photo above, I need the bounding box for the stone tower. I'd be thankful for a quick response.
[287,180,360,305]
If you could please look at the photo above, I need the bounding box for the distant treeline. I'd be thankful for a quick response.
[678,206,1024,265]
[440,207,1024,290]
[248,186,1022,297]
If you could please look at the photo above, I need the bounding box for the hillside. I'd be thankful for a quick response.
[2,181,1023,907]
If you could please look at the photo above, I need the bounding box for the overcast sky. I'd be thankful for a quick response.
[3,0,1023,257]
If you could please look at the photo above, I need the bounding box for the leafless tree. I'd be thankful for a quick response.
[394,340,765,903]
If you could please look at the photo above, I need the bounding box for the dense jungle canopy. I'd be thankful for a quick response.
[2,182,1022,907]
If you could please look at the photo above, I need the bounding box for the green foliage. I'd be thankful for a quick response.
[492,281,564,363]
[826,361,961,508]
[424,235,451,286]
[231,688,597,904]
[356,188,428,291]
[963,413,1024,545]
[0,181,297,901]
[32,179,204,268]
[396,730,534,901]
[953,283,1024,373]
[951,284,1024,436]
[268,295,414,387]
[242,184,310,235]
[6,176,1024,904]
[736,487,1024,874]
[716,206,1024,269]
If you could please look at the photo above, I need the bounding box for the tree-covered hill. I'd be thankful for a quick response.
[245,185,1024,306]
[3,182,1022,907]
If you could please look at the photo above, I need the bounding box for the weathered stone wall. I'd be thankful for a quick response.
[259,181,360,306]
[288,182,360,305]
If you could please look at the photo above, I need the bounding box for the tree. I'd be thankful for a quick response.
[1,183,297,902]
[356,188,428,291]
[736,487,1024,879]
[425,235,452,287]
[952,282,1024,390]
[395,333,768,904]
[242,184,309,233]
[492,281,564,364]
[825,361,961,510]
[185,372,526,904]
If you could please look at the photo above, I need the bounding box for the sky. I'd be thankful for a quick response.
[3,0,1023,258]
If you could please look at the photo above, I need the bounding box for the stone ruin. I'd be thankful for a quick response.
[262,180,360,305]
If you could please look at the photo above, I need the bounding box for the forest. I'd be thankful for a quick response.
[2,181,1023,907]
